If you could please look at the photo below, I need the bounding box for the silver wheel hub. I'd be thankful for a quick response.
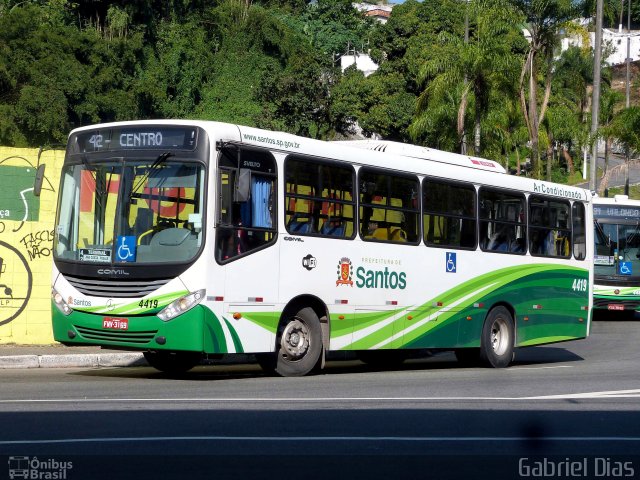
[281,319,310,360]
[491,317,510,356]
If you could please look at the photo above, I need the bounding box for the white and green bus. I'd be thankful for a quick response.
[51,120,593,375]
[593,195,640,317]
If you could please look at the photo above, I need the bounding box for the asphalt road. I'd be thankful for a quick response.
[1,319,639,479]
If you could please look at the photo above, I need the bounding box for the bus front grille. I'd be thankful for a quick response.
[75,326,157,344]
[64,275,172,298]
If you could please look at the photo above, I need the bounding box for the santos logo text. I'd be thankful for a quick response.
[355,267,406,289]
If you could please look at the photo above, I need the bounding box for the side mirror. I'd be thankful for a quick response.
[33,164,46,197]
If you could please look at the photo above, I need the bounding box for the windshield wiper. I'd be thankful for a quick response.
[131,152,174,197]
[594,220,610,247]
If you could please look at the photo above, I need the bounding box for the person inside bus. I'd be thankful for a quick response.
[487,225,511,251]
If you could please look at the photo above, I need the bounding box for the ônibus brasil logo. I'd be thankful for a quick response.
[335,257,407,290]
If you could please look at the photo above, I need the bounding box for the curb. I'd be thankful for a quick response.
[0,353,147,369]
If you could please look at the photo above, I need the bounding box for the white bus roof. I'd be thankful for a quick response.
[593,194,640,205]
[331,139,507,173]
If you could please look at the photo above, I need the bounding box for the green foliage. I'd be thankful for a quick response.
[0,0,635,186]
[282,0,374,56]
[610,107,640,154]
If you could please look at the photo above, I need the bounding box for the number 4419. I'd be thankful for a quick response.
[572,279,588,292]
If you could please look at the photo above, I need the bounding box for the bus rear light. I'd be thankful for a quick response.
[581,306,589,311]
[214,296,224,302]
[248,297,263,302]
[157,289,205,321]
[533,305,543,310]
[335,299,348,304]
[473,303,484,308]
[434,302,443,307]
[52,288,72,316]
[386,300,398,305]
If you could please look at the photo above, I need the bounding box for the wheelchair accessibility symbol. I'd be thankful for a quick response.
[116,236,136,262]
[446,252,456,273]
[619,261,632,276]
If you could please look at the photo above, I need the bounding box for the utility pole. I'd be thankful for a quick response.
[625,0,631,195]
[461,1,469,155]
[589,0,603,192]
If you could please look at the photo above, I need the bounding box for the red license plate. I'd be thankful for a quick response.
[103,317,129,330]
[607,304,625,311]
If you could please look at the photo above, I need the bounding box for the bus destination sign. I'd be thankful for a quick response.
[593,206,640,220]
[74,126,198,153]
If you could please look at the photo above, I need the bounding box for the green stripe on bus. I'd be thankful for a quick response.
[224,318,245,353]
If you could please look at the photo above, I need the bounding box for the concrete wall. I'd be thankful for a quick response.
[0,147,64,345]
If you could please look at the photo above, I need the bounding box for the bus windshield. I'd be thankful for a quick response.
[594,220,640,279]
[54,158,205,264]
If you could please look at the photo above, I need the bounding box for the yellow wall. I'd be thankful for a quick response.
[0,147,64,345]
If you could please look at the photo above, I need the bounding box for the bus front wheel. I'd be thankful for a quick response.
[143,351,202,374]
[479,306,515,368]
[270,307,323,377]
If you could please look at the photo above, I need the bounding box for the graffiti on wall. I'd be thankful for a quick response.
[0,240,32,327]
[0,148,61,344]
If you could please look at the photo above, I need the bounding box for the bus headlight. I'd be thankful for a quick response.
[157,289,206,321]
[52,288,72,316]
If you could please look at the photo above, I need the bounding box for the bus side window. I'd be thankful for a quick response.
[572,202,586,260]
[423,179,476,249]
[479,188,525,254]
[529,196,571,258]
[360,169,419,244]
[216,148,277,263]
[285,157,355,239]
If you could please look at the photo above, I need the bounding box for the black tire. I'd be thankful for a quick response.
[479,306,515,368]
[272,306,323,377]
[143,351,202,374]
[357,350,408,368]
[454,348,480,366]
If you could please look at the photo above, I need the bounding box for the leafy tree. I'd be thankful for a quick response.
[328,66,371,136]
[283,0,375,56]
[513,0,583,178]
[0,4,85,145]
[413,0,524,155]
[543,46,595,178]
[256,55,333,138]
[136,17,215,119]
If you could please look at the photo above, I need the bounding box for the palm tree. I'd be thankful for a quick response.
[412,0,524,155]
[513,0,583,178]
[544,46,595,180]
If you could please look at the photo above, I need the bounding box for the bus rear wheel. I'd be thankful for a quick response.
[270,307,323,377]
[143,351,202,374]
[479,306,515,368]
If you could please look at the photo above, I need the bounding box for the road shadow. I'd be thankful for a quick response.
[69,343,584,381]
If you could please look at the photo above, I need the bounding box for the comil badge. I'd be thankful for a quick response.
[336,257,353,286]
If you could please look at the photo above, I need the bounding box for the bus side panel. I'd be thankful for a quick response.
[217,246,280,354]
[514,266,590,346]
